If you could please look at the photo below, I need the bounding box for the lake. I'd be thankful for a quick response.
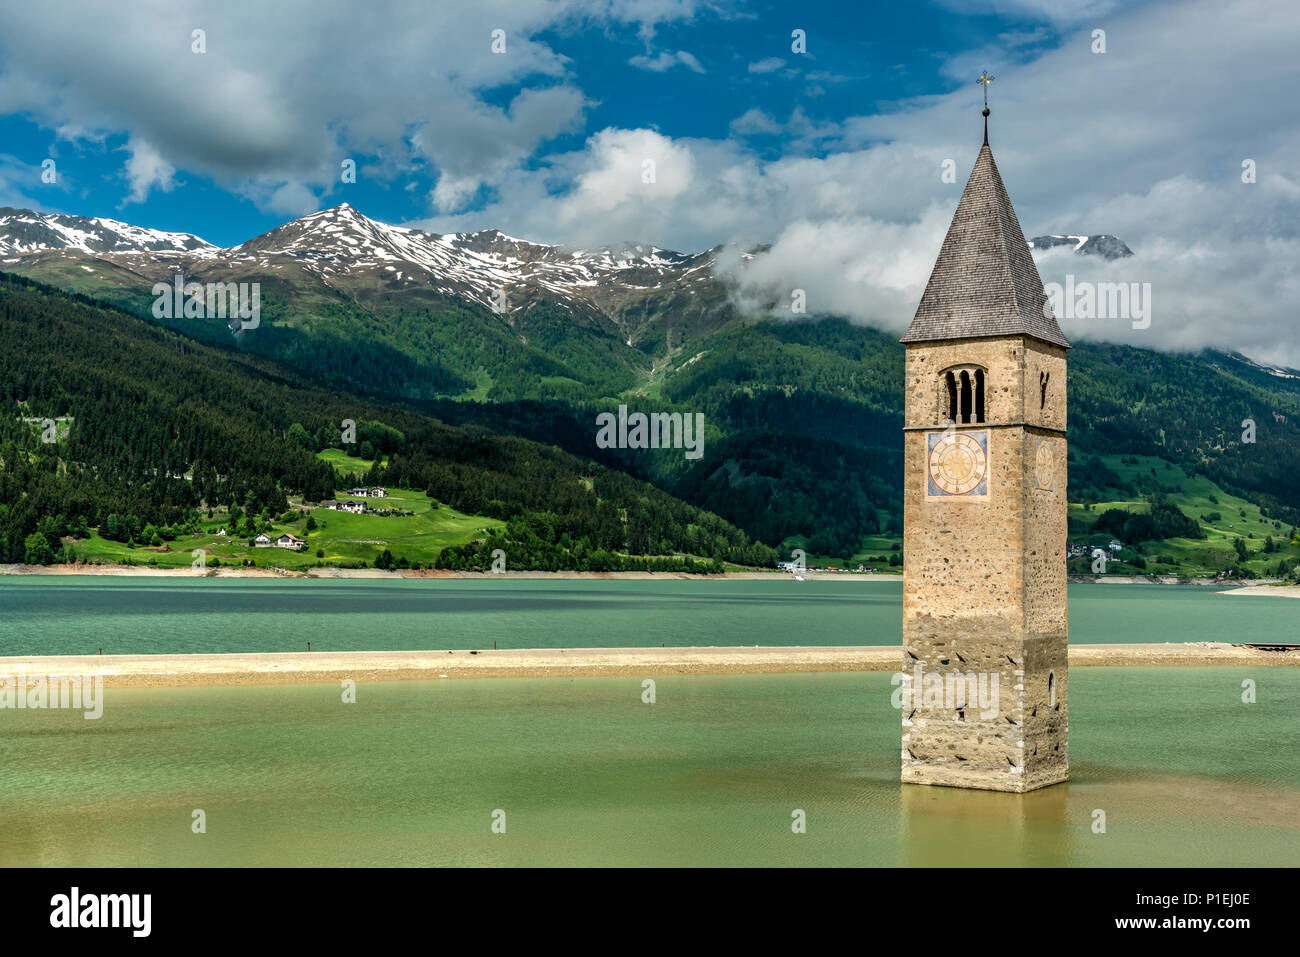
[0,577,1291,656]
[1,669,1296,867]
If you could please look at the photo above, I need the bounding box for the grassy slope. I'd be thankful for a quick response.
[69,487,504,570]
[1067,454,1299,577]
[315,448,384,474]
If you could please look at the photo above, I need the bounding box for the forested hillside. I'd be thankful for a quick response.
[6,260,1300,576]
[0,273,775,570]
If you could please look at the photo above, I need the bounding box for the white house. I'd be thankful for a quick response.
[275,533,306,551]
[254,533,273,547]
[320,498,366,514]
[1108,540,1123,553]
[350,487,368,497]
[369,487,387,498]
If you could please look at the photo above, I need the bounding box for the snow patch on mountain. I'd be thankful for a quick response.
[0,207,214,255]
[1028,234,1133,259]
[223,204,714,314]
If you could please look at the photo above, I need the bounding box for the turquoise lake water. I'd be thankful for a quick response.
[1,578,1294,866]
[0,577,1292,655]
[1,669,1296,867]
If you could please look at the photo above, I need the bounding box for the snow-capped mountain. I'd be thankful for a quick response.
[0,203,723,344]
[1219,351,1300,382]
[1027,234,1133,259]
[0,203,1136,367]
[0,207,214,256]
[0,203,1138,318]
[220,203,715,319]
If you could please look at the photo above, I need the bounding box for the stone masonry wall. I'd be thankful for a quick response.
[901,336,1069,792]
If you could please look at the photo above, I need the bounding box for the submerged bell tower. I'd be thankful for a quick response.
[899,85,1069,792]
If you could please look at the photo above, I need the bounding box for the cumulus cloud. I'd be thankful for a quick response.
[0,0,674,215]
[729,108,782,136]
[264,181,321,218]
[719,207,954,324]
[629,50,706,73]
[2,0,1296,366]
[120,138,176,204]
[418,0,1300,365]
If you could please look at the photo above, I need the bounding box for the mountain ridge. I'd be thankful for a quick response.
[0,204,1137,347]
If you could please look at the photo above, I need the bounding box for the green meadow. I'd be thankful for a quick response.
[314,447,385,474]
[66,486,503,571]
[52,449,1300,578]
[1067,454,1299,578]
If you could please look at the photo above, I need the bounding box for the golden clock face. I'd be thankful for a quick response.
[928,431,988,496]
[1035,440,1055,490]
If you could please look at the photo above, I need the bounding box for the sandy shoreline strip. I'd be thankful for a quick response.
[1,643,1293,688]
[1217,584,1300,598]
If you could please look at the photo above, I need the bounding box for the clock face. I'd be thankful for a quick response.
[928,431,988,496]
[1035,440,1055,490]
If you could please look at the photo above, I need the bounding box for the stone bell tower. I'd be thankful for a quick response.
[899,102,1069,792]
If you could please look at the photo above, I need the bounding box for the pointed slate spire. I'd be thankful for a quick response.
[902,143,1070,349]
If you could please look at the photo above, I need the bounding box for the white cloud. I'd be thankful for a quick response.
[933,0,1137,23]
[1,0,1296,366]
[0,153,50,210]
[120,138,175,204]
[265,182,321,218]
[747,57,786,73]
[629,50,706,73]
[413,0,1300,364]
[729,108,782,136]
[0,0,686,215]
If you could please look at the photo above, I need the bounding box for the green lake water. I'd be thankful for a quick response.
[0,577,1294,655]
[1,669,1296,867]
[1,579,1295,866]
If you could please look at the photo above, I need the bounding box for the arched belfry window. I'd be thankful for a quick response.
[943,366,986,424]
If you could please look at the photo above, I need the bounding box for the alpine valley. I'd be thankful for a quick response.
[4,203,1300,577]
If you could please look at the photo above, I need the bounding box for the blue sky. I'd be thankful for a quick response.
[1,0,1298,363]
[0,0,1066,246]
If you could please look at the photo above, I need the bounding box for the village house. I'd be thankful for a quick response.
[253,533,273,547]
[275,533,306,551]
[344,486,388,498]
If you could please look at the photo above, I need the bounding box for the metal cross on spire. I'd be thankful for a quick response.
[978,71,995,145]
